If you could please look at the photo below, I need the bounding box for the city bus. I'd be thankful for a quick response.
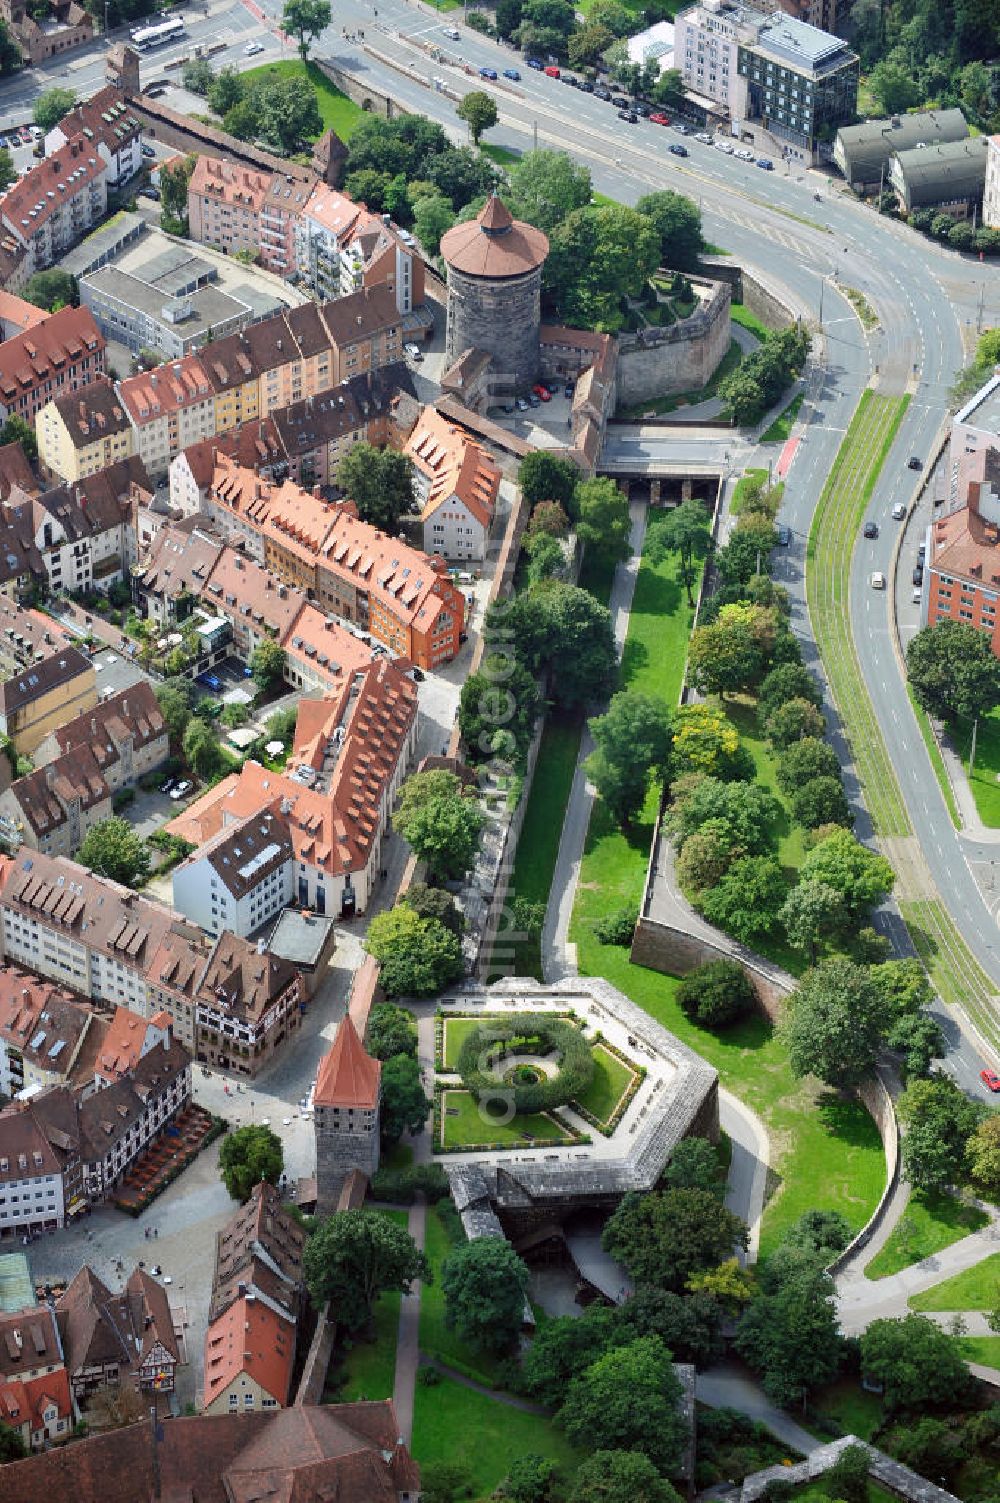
[130,15,185,49]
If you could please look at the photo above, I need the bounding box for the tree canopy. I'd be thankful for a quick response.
[457,90,499,144]
[459,652,540,764]
[33,87,76,131]
[518,451,580,513]
[393,770,483,881]
[366,1001,417,1060]
[281,0,331,59]
[488,581,616,709]
[77,817,150,889]
[560,1336,686,1473]
[896,1072,985,1192]
[634,189,704,271]
[219,1124,283,1203]
[585,691,673,827]
[696,855,788,944]
[907,619,1000,723]
[507,149,592,233]
[781,957,888,1088]
[736,1264,844,1407]
[23,269,78,313]
[571,1450,683,1503]
[380,1054,430,1143]
[302,1208,430,1330]
[440,1236,530,1352]
[335,443,416,533]
[576,476,633,566]
[546,203,660,331]
[860,1314,972,1410]
[603,1187,748,1292]
[364,904,464,998]
[799,828,895,918]
[250,637,285,689]
[677,959,755,1029]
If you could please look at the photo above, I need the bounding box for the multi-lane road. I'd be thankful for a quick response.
[2,1,1000,1075]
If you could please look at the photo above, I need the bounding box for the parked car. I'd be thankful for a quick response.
[735,146,755,161]
[917,542,926,562]
[140,185,160,200]
[912,587,923,604]
[160,778,175,796]
[580,80,594,92]
[528,58,544,70]
[561,73,577,85]
[503,67,520,79]
[650,113,670,126]
[141,143,155,159]
[479,66,497,79]
[618,110,639,123]
[18,127,30,144]
[594,86,611,99]
[244,40,264,54]
[170,780,193,801]
[776,525,791,546]
[871,572,886,589]
[528,392,541,407]
[756,157,773,170]
[981,1068,1000,1092]
[564,382,574,398]
[404,342,423,361]
[912,565,924,586]
[714,138,734,153]
[695,131,713,143]
[863,521,879,539]
[199,672,222,691]
[892,502,906,520]
[669,142,688,156]
[516,396,528,411]
[532,384,551,402]
[675,123,691,135]
[543,64,560,77]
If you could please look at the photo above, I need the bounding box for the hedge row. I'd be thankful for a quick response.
[456,1013,594,1115]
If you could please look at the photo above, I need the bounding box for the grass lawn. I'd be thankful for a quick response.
[909,1251,1000,1311]
[811,1377,884,1441]
[951,711,1000,827]
[487,712,583,981]
[411,1376,580,1499]
[572,1041,637,1124]
[439,1090,576,1148]
[761,393,804,444]
[617,337,742,419]
[959,1335,1000,1368]
[480,143,521,169]
[866,1192,989,1281]
[418,1206,507,1385]
[730,301,773,340]
[241,59,366,140]
[731,467,767,515]
[440,1015,484,1071]
[325,1209,407,1403]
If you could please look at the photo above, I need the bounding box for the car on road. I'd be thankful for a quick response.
[580,80,594,92]
[917,542,926,561]
[863,521,879,539]
[403,342,422,361]
[141,143,155,158]
[594,86,611,99]
[912,587,923,604]
[695,131,713,143]
[503,68,520,79]
[756,157,773,170]
[532,384,550,402]
[635,102,652,117]
[18,127,30,144]
[479,66,497,79]
[981,1068,1000,1091]
[31,126,43,140]
[674,123,691,134]
[714,138,734,153]
[892,502,906,520]
[871,572,886,589]
[650,112,670,126]
[618,109,639,123]
[561,73,577,85]
[516,396,528,411]
[528,391,541,407]
[528,58,544,69]
[669,142,688,156]
[544,64,560,77]
[443,25,460,38]
[912,565,924,586]
[170,780,193,801]
[244,40,264,54]
[908,455,922,470]
[139,186,160,200]
[564,382,574,398]
[776,525,791,546]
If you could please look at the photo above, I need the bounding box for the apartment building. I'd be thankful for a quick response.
[322,284,403,384]
[186,932,303,1076]
[0,1097,74,1235]
[34,680,168,793]
[0,648,97,757]
[197,546,303,660]
[925,445,1000,648]
[0,305,105,428]
[172,808,294,940]
[57,1264,178,1399]
[0,1304,73,1450]
[0,136,108,285]
[268,363,408,487]
[189,160,314,278]
[209,1179,304,1325]
[118,355,218,477]
[202,1294,295,1415]
[169,422,286,517]
[168,656,417,918]
[131,519,224,626]
[675,0,750,122]
[296,184,425,315]
[44,86,143,190]
[94,1005,174,1088]
[36,376,135,483]
[0,966,99,1097]
[403,404,500,562]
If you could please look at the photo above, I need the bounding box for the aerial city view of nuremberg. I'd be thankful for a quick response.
[0,0,996,1498]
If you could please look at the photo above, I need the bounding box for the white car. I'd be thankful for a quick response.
[169,779,193,800]
[695,132,712,144]
[912,587,922,604]
[245,40,264,55]
[735,147,755,161]
[714,138,734,153]
[892,502,906,520]
[403,342,423,361]
[871,572,886,590]
[443,25,460,39]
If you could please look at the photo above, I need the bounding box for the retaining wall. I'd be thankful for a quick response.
[293,1301,336,1407]
[313,56,407,119]
[698,257,800,330]
[741,1436,961,1503]
[616,278,731,407]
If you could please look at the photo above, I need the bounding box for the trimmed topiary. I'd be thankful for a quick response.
[456,1013,595,1115]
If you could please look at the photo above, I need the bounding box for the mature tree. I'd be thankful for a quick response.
[860,1314,972,1410]
[528,501,570,538]
[155,679,193,744]
[88,1381,146,1431]
[576,476,632,565]
[182,717,223,780]
[783,1209,853,1262]
[967,1113,1000,1198]
[525,531,566,586]
[675,825,744,893]
[0,415,36,463]
[420,1462,473,1503]
[22,268,78,314]
[78,817,150,888]
[207,65,245,116]
[677,959,755,1029]
[671,704,750,782]
[255,74,324,153]
[560,1337,686,1473]
[779,879,847,962]
[496,0,524,36]
[758,662,823,722]
[662,1136,723,1196]
[440,1236,530,1353]
[0,1419,25,1460]
[498,1455,560,1503]
[669,776,780,855]
[366,1001,417,1060]
[364,905,464,998]
[546,204,660,331]
[736,1265,843,1407]
[33,87,76,132]
[775,737,840,795]
[799,828,894,918]
[489,582,616,709]
[518,451,579,513]
[380,1053,430,1142]
[635,189,704,272]
[460,652,540,764]
[766,695,826,750]
[336,443,416,533]
[0,17,19,74]
[282,0,331,59]
[250,637,285,690]
[907,620,1000,723]
[790,774,852,831]
[400,882,463,935]
[412,193,455,256]
[302,1208,430,1331]
[393,770,483,880]
[715,518,780,586]
[651,498,711,606]
[219,1124,283,1203]
[520,1303,621,1402]
[585,691,673,827]
[896,1073,985,1192]
[182,55,215,94]
[457,90,499,145]
[869,58,921,114]
[568,21,614,68]
[617,1285,725,1366]
[160,155,196,235]
[652,66,686,109]
[571,1450,682,1503]
[422,144,499,211]
[687,603,776,697]
[869,958,943,1077]
[603,1188,748,1292]
[697,855,787,944]
[781,957,888,1088]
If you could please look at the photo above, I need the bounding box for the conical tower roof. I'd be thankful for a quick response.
[314,1013,381,1109]
[440,193,549,280]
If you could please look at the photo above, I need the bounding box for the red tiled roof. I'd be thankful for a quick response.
[203,1294,295,1409]
[314,1014,380,1109]
[0,305,103,407]
[0,136,106,248]
[440,194,549,278]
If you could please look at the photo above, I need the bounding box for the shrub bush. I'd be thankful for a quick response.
[676,959,755,1028]
[593,903,638,946]
[456,1014,595,1115]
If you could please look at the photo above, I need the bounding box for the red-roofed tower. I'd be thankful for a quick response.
[313,1013,381,1213]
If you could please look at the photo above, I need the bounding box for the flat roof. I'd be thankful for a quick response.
[751,12,851,69]
[82,267,250,337]
[267,907,337,968]
[0,1251,33,1312]
[956,371,1000,438]
[60,210,145,278]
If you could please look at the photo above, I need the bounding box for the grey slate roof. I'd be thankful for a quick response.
[835,108,968,182]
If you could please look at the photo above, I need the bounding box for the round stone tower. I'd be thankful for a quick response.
[440,195,549,396]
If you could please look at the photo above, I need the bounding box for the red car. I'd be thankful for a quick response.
[650,113,670,126]
[532,383,551,402]
[981,1068,1000,1092]
[543,65,560,77]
